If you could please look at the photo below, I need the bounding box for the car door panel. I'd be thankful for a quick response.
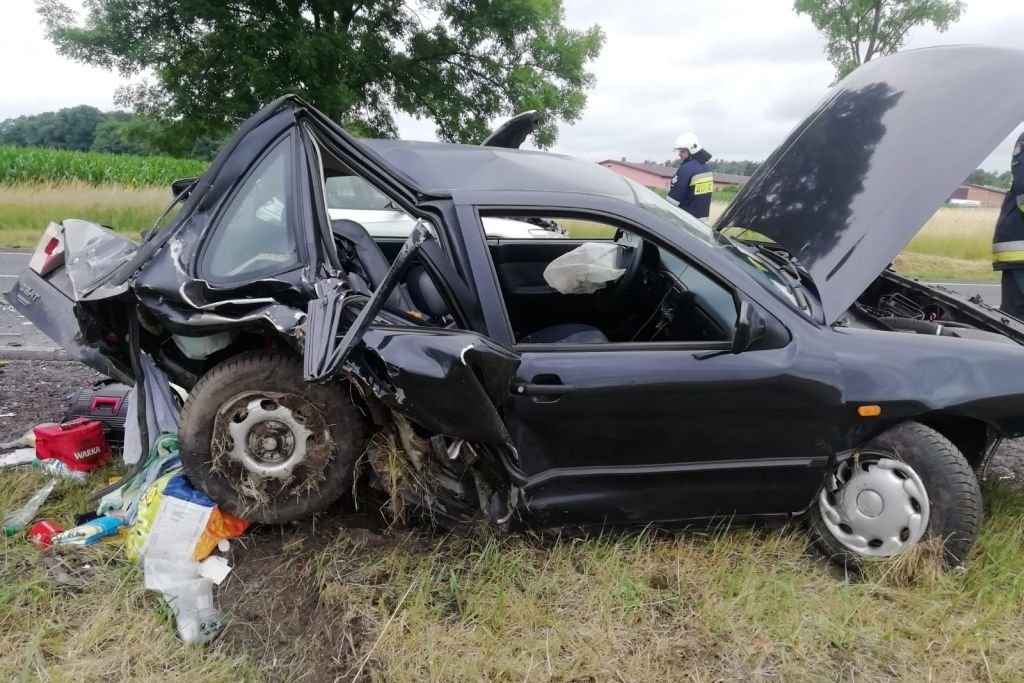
[506,337,844,525]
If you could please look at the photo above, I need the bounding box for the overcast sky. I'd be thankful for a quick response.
[1,0,1021,170]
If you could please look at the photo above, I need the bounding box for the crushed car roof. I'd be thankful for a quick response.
[362,139,637,201]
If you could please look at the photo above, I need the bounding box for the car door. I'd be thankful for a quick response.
[495,243,846,528]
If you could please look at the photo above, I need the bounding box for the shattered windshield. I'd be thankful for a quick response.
[626,179,809,313]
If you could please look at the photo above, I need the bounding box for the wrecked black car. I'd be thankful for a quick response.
[9,45,1024,568]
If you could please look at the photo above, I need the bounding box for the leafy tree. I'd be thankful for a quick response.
[793,0,965,79]
[90,111,151,155]
[710,159,761,176]
[0,104,105,151]
[966,168,1012,190]
[37,0,605,148]
[652,158,762,175]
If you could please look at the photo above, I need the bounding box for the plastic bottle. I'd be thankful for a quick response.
[3,479,58,536]
[32,458,89,483]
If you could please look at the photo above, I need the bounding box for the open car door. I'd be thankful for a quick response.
[304,221,521,446]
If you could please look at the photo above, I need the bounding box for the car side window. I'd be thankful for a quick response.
[201,138,298,282]
[479,210,737,347]
[325,175,396,211]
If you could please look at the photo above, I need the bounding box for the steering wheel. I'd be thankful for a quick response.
[596,230,646,309]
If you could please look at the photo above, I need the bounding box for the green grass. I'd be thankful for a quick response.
[307,486,1024,681]
[0,467,258,682]
[0,147,206,187]
[8,457,1020,681]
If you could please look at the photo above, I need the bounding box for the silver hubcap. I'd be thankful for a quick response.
[818,455,930,557]
[222,396,313,480]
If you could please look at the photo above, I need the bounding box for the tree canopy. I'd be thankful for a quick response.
[0,106,223,159]
[649,158,762,175]
[793,0,965,80]
[0,105,106,152]
[37,0,604,151]
[966,168,1013,190]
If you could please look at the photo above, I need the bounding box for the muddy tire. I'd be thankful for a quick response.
[179,351,367,524]
[808,421,982,569]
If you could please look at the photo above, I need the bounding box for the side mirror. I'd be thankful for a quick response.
[732,300,767,354]
[171,176,199,199]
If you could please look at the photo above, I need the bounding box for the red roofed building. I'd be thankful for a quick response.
[598,159,750,193]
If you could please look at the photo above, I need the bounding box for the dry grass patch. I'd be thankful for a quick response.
[892,252,998,283]
[0,182,167,247]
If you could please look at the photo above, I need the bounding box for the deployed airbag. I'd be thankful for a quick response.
[542,242,626,294]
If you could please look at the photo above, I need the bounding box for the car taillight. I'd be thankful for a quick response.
[29,222,66,276]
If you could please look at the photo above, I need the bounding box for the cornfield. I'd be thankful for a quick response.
[0,146,207,187]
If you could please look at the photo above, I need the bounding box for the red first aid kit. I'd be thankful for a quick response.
[33,419,112,472]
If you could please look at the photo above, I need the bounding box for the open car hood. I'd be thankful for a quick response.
[714,45,1024,324]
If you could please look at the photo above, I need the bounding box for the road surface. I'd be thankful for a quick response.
[0,249,1009,355]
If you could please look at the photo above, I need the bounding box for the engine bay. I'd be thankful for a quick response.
[843,271,1019,345]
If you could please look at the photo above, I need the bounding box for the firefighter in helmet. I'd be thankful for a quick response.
[668,132,714,222]
[992,131,1024,317]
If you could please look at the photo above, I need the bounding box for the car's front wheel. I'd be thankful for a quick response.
[809,421,982,568]
[179,351,367,524]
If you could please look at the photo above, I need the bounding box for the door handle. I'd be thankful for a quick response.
[512,376,579,397]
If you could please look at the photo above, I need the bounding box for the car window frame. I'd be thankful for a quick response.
[468,204,745,354]
[197,133,302,286]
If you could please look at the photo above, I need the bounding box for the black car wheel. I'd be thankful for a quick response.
[808,421,982,568]
[179,351,367,524]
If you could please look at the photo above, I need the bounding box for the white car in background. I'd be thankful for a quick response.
[325,175,565,239]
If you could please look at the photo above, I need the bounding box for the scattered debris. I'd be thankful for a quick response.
[144,556,226,644]
[3,478,58,536]
[33,419,112,473]
[51,515,125,546]
[0,447,35,469]
[27,519,64,547]
[34,458,89,482]
[63,379,132,452]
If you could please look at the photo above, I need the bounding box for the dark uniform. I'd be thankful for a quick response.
[668,149,714,220]
[991,132,1024,317]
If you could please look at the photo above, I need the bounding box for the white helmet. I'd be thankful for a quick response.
[673,131,701,153]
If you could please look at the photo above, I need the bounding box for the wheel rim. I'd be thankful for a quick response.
[212,391,336,497]
[818,454,930,558]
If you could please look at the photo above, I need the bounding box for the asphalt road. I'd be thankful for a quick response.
[0,249,1008,353]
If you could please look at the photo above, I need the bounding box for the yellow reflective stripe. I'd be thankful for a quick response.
[690,172,714,195]
[992,250,1024,263]
[1017,194,1024,212]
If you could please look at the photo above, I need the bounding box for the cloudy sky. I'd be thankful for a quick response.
[1,0,1021,170]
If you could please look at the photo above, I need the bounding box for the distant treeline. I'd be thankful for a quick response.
[645,158,762,176]
[0,105,224,161]
[649,157,1013,190]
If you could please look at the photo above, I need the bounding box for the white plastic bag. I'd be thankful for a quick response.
[543,242,626,294]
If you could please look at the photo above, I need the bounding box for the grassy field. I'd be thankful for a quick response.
[0,184,1000,281]
[563,203,999,282]
[0,183,165,248]
[2,463,1024,681]
[0,146,206,187]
